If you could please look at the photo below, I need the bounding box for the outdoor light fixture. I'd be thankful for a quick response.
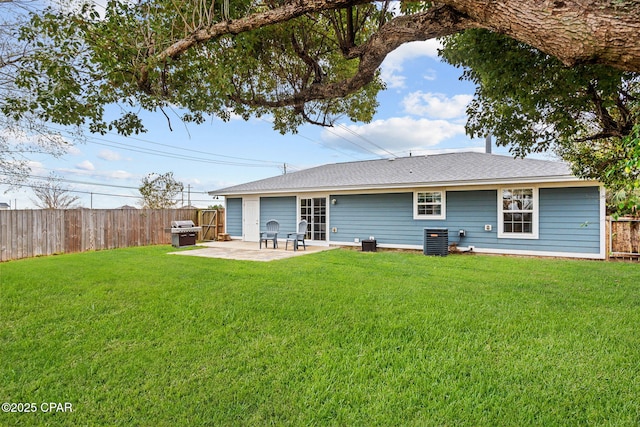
[331,199,337,205]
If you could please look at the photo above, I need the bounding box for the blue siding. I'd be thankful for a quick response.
[330,193,418,244]
[260,196,297,233]
[329,191,496,247]
[538,187,601,253]
[329,187,601,255]
[226,198,242,236]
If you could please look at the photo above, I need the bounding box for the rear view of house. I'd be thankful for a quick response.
[211,152,605,259]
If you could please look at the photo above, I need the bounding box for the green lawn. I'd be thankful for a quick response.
[1,246,639,426]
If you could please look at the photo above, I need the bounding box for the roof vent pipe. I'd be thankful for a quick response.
[485,134,492,154]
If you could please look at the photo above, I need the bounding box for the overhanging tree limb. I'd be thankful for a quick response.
[151,0,640,72]
[157,0,372,61]
[8,0,640,137]
[228,5,476,108]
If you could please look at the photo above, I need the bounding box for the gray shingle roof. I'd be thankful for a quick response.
[212,152,582,195]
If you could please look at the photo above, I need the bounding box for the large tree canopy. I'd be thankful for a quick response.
[6,0,640,136]
[3,0,640,214]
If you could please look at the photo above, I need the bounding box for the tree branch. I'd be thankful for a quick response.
[229,5,476,110]
[159,0,372,61]
[137,1,640,97]
[585,82,635,140]
[290,33,324,84]
[151,0,640,72]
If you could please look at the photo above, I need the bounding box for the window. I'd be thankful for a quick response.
[499,188,538,239]
[414,191,445,219]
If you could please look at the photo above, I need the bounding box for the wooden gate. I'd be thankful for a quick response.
[198,209,225,241]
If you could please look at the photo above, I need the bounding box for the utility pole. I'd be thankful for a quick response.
[283,163,287,174]
[187,184,191,207]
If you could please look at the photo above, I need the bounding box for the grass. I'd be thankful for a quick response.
[1,246,639,426]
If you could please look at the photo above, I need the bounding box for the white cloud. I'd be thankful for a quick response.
[64,144,82,156]
[423,69,437,81]
[76,160,95,171]
[98,149,122,161]
[321,117,466,156]
[380,40,442,88]
[110,170,134,180]
[57,166,135,182]
[402,91,473,119]
[27,161,46,175]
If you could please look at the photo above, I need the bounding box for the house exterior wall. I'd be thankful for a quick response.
[330,191,497,246]
[225,186,603,258]
[329,186,603,257]
[226,198,243,237]
[538,187,601,254]
[260,196,297,234]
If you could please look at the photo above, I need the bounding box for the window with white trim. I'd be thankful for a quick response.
[414,190,446,220]
[498,187,538,239]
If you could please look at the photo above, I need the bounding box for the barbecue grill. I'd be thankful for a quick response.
[169,220,202,248]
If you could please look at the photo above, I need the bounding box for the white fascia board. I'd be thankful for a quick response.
[211,177,598,198]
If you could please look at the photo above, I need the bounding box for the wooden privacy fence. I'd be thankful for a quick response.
[608,217,640,260]
[0,208,199,262]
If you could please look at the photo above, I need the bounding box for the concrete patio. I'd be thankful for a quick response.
[168,240,336,262]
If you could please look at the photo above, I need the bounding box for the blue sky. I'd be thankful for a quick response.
[2,39,515,209]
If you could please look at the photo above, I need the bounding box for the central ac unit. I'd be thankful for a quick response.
[424,228,448,256]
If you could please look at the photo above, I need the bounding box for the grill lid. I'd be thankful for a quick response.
[171,220,196,228]
[169,220,201,233]
[170,227,201,233]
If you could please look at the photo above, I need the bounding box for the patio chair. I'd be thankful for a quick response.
[259,219,279,249]
[285,220,308,251]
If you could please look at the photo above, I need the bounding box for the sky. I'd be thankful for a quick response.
[1,33,519,210]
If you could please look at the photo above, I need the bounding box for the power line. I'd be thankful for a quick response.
[1,172,140,190]
[0,92,290,169]
[46,124,285,168]
[3,87,396,178]
[6,181,217,204]
[335,123,399,158]
[0,171,213,195]
[320,125,384,158]
[51,130,282,168]
[100,129,284,166]
[14,180,141,200]
[255,116,366,162]
[5,88,376,167]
